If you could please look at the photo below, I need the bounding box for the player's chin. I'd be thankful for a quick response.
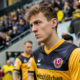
[37,38,44,43]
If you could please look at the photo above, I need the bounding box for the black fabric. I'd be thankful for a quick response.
[69,18,80,38]
[18,55,31,63]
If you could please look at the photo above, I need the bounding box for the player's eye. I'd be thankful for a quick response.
[34,21,41,25]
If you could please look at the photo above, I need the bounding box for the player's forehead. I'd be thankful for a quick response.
[25,42,32,45]
[30,12,47,23]
[24,42,31,46]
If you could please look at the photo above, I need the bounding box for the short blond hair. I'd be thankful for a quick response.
[24,40,33,45]
[25,4,57,22]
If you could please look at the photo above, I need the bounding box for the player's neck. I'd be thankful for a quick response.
[45,34,61,50]
[7,64,11,66]
[23,52,31,56]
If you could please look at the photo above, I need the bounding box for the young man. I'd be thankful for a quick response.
[13,41,33,80]
[26,4,80,80]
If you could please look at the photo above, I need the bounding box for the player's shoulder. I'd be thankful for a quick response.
[71,47,80,55]
[15,55,23,63]
[32,45,44,56]
[69,47,80,66]
[67,43,80,59]
[3,65,7,68]
[17,54,26,60]
[63,41,77,49]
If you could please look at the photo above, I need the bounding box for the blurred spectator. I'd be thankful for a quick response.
[57,9,64,22]
[7,21,13,31]
[8,26,20,39]
[73,0,79,10]
[63,0,71,19]
[0,32,9,47]
[0,65,4,80]
[0,34,5,46]
[54,0,64,10]
[72,9,80,19]
[0,22,3,32]
[39,0,52,7]
[69,18,80,38]
[18,18,29,34]
[2,60,14,80]
[7,52,15,65]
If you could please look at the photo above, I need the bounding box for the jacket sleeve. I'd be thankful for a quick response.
[69,20,74,33]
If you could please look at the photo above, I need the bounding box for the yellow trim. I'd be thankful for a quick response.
[44,39,65,54]
[21,53,31,58]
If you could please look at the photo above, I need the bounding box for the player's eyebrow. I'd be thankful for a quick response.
[34,20,41,24]
[30,20,42,27]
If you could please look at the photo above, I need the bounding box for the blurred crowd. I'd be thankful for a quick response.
[0,7,30,47]
[0,0,80,48]
[40,0,80,19]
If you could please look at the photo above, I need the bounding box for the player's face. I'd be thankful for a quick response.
[30,12,55,43]
[7,60,11,65]
[24,42,32,54]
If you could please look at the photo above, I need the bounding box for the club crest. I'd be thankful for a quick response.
[27,61,31,68]
[54,58,63,68]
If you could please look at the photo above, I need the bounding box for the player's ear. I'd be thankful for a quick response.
[51,18,58,29]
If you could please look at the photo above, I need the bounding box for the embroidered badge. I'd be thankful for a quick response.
[14,61,17,66]
[54,58,63,68]
[24,59,27,63]
[27,61,31,68]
